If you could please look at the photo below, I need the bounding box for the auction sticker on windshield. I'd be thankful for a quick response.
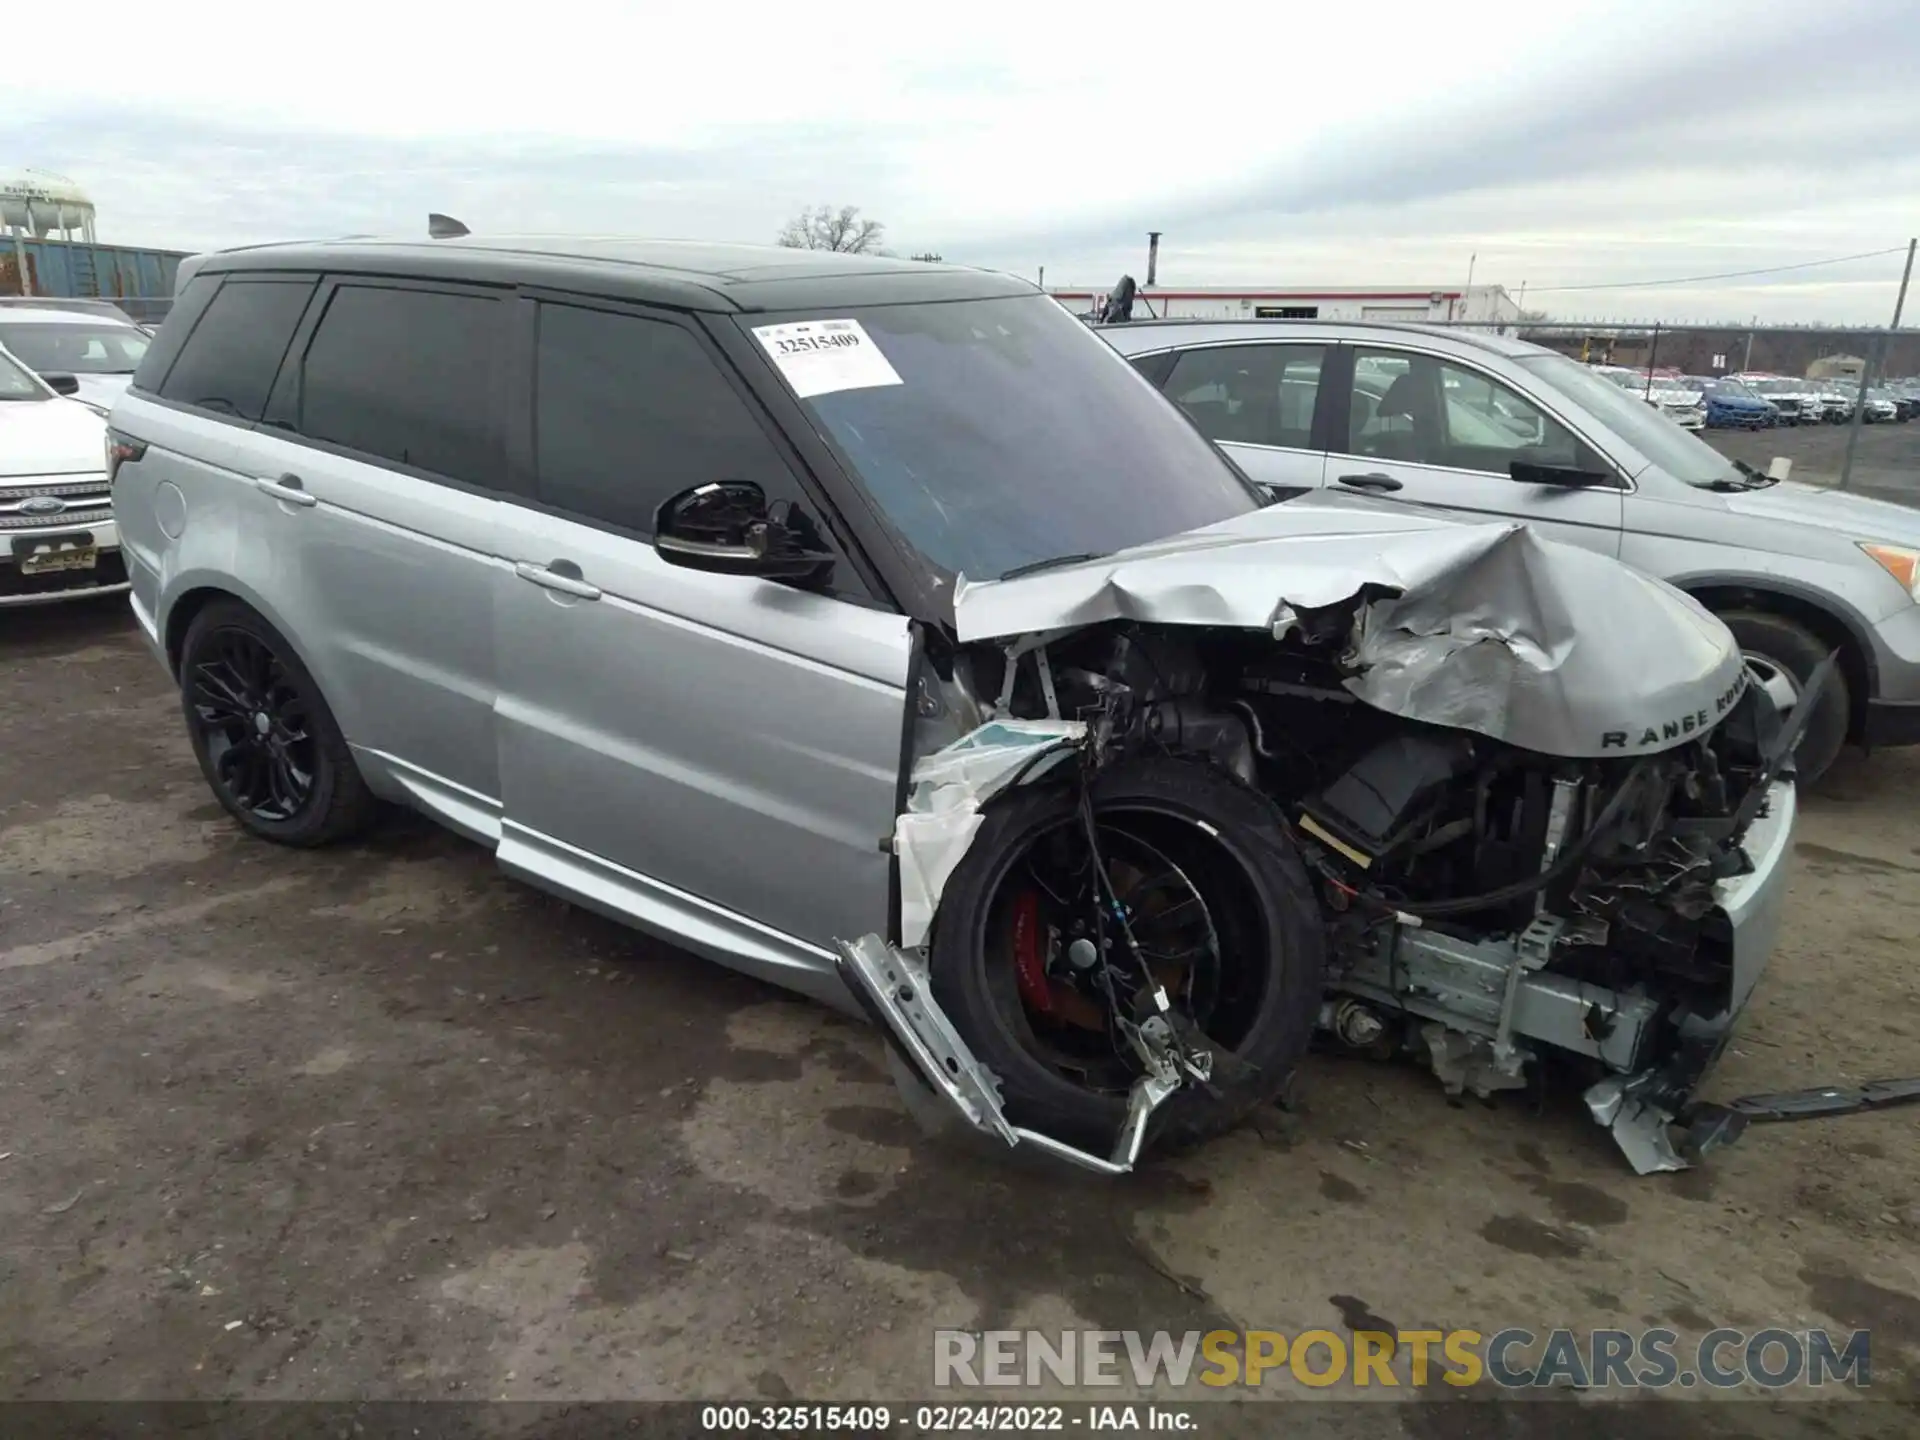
[751,319,903,399]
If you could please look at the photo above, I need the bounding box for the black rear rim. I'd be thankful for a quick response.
[188,628,317,822]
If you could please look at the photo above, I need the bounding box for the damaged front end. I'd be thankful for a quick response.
[838,510,1827,1176]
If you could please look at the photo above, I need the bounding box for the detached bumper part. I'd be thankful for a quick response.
[834,934,1180,1176]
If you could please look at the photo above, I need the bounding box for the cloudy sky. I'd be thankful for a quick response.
[7,0,1917,323]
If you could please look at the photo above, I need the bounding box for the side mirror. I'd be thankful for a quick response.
[653,481,836,582]
[1510,459,1615,489]
[43,372,81,397]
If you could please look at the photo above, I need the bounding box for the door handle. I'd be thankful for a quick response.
[255,473,318,507]
[1337,472,1405,492]
[514,560,602,600]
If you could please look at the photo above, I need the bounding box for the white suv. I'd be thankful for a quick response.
[0,305,152,416]
[0,343,121,607]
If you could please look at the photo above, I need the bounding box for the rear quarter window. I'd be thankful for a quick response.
[153,276,317,422]
[129,272,218,392]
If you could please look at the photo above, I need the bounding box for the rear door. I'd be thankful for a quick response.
[1147,341,1330,497]
[491,295,909,983]
[243,276,513,840]
[1326,344,1625,554]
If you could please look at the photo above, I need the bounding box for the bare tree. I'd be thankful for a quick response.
[777,205,887,254]
[909,252,945,263]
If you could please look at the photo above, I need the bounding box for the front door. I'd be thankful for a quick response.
[491,297,909,993]
[1331,345,1625,555]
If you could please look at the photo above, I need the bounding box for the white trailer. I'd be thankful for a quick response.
[1049,283,1522,328]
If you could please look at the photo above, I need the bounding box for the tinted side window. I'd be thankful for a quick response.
[154,277,314,420]
[534,303,805,534]
[132,272,219,393]
[1163,344,1325,449]
[298,285,502,486]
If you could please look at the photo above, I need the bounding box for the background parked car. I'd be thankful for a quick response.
[0,306,152,416]
[1739,376,1819,426]
[1807,382,1855,424]
[1102,318,1920,782]
[1862,388,1902,423]
[1596,366,1707,430]
[0,341,122,607]
[1699,378,1778,429]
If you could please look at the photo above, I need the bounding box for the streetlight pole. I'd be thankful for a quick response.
[1839,237,1916,492]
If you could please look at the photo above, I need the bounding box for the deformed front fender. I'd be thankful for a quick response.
[833,934,1180,1177]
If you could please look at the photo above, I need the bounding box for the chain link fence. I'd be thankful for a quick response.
[1426,317,1920,385]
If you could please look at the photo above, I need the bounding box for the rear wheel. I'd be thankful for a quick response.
[926,757,1325,1155]
[179,600,377,846]
[1718,610,1849,785]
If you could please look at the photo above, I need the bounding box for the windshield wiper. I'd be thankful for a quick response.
[1706,460,1778,492]
[998,551,1108,580]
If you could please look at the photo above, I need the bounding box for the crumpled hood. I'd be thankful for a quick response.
[0,396,107,478]
[1724,480,1920,547]
[954,498,1748,759]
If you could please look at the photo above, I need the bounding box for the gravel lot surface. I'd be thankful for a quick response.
[3,585,1917,1435]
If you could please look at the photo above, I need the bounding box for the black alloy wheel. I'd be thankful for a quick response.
[177,599,377,846]
[189,627,317,822]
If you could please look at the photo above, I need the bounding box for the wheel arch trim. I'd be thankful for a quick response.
[1675,573,1877,737]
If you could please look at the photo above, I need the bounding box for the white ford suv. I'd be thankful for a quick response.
[0,342,122,607]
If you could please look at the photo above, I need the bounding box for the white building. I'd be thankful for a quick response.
[1047,283,1521,327]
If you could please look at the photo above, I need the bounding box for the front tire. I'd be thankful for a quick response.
[178,599,377,846]
[1718,610,1850,785]
[926,757,1325,1156]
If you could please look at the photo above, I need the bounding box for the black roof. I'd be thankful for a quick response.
[196,235,1035,313]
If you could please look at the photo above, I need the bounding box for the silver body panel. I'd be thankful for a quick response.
[113,384,909,1000]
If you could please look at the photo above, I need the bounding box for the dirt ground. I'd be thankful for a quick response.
[1705,418,1920,506]
[2,596,1918,1433]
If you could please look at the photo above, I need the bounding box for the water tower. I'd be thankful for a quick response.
[0,168,97,243]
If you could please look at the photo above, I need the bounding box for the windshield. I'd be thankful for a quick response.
[0,321,150,376]
[0,347,46,400]
[744,295,1262,580]
[1709,379,1758,399]
[1516,351,1741,488]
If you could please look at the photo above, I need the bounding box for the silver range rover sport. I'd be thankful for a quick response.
[111,233,1845,1176]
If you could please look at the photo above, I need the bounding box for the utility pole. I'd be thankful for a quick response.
[1839,237,1916,493]
[1742,315,1756,373]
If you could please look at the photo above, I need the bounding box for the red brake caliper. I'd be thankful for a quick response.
[1011,890,1055,1015]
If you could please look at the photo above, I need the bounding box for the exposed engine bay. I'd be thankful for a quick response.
[837,517,1819,1176]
